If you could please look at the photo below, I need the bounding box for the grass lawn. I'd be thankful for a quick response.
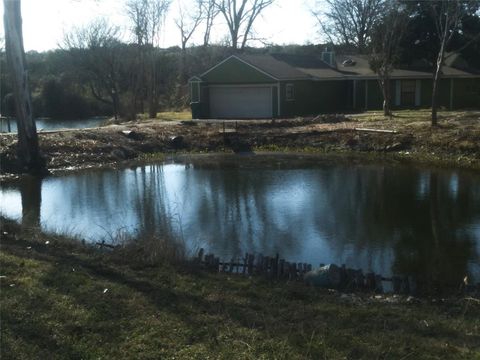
[156,111,192,121]
[1,219,479,360]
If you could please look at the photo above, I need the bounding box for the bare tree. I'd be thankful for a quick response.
[312,0,385,53]
[369,0,408,116]
[175,0,203,81]
[63,19,123,119]
[216,0,275,50]
[202,0,220,46]
[429,0,469,126]
[3,0,46,174]
[126,0,170,118]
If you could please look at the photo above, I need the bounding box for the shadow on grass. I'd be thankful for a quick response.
[1,229,479,359]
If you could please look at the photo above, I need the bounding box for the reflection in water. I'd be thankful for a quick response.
[1,154,479,292]
[19,176,42,229]
[0,117,107,133]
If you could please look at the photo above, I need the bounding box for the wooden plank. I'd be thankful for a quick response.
[354,128,397,134]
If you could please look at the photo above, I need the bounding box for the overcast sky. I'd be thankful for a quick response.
[0,0,321,51]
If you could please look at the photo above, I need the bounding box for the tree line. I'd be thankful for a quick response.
[2,0,479,124]
[2,0,479,174]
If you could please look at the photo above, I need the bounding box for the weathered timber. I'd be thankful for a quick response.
[354,128,397,134]
[195,250,476,295]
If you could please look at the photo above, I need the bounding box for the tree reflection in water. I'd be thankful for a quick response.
[2,155,479,292]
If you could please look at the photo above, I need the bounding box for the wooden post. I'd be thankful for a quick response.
[274,254,279,279]
[242,253,248,275]
[355,270,365,289]
[374,275,383,293]
[197,248,204,263]
[340,264,347,288]
[279,259,285,278]
[264,256,270,275]
[392,276,402,293]
[257,254,263,275]
[291,263,297,280]
[366,272,375,290]
[247,254,254,275]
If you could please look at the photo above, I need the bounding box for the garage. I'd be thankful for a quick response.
[209,86,273,119]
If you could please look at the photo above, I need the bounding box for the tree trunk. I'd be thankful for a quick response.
[431,57,443,126]
[20,175,42,229]
[4,0,46,175]
[147,50,157,119]
[180,43,187,83]
[382,77,392,117]
[378,70,392,117]
[111,91,119,120]
[432,35,447,126]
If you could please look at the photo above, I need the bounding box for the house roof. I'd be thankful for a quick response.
[335,54,478,78]
[235,54,312,80]
[198,53,480,82]
[236,53,348,80]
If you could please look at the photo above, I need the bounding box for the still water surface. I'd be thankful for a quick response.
[1,154,479,289]
[0,117,107,133]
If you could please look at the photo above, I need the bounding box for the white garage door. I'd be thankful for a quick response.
[209,86,273,119]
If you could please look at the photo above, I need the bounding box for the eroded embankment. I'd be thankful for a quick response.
[1,113,480,178]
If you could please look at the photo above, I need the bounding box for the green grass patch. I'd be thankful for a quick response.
[1,218,479,359]
[156,111,192,121]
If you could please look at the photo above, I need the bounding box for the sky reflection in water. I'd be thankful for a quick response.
[1,154,479,289]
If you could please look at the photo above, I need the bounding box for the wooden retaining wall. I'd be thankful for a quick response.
[196,248,415,294]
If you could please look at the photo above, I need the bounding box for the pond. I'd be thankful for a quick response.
[0,117,107,133]
[1,154,479,292]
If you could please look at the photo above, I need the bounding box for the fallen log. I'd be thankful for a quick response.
[354,128,397,134]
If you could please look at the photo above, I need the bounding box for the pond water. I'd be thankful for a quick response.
[1,154,479,291]
[0,117,107,133]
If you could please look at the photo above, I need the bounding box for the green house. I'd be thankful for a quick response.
[190,52,480,119]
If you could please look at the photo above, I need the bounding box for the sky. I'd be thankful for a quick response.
[0,0,321,52]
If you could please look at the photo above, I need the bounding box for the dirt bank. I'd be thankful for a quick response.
[1,110,479,177]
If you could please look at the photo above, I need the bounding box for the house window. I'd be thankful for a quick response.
[190,82,200,103]
[401,80,416,106]
[286,84,295,101]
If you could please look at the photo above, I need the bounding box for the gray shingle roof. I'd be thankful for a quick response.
[336,54,479,78]
[203,53,480,81]
[236,54,313,80]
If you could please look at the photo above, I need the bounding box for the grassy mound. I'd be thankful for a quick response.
[1,218,479,359]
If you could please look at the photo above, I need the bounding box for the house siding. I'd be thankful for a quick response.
[191,84,210,119]
[191,56,480,118]
[450,78,480,109]
[351,78,480,111]
[280,80,349,117]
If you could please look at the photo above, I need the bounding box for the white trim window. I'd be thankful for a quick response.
[286,83,295,101]
[190,81,201,103]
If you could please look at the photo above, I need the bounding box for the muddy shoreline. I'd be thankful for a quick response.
[1,113,479,180]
